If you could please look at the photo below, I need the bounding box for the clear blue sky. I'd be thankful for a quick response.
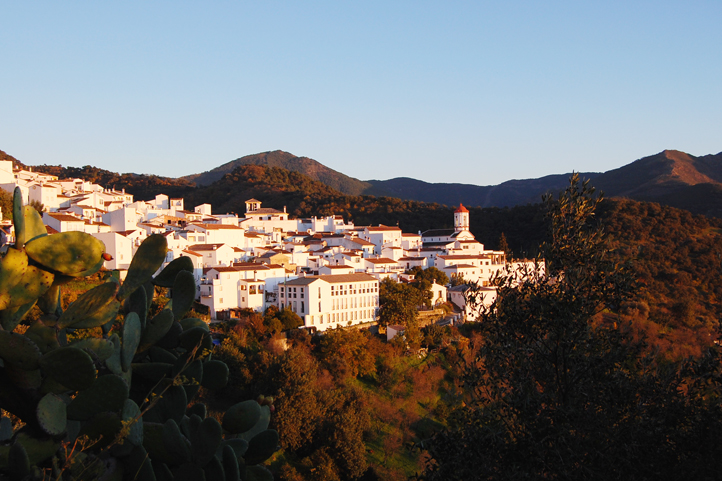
[2,1,720,185]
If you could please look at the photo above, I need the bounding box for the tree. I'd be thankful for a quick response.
[496,232,510,259]
[0,188,12,220]
[317,328,376,381]
[28,199,45,213]
[409,266,449,287]
[378,278,423,327]
[420,174,722,480]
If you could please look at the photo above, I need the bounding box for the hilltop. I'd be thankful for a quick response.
[183,150,375,196]
[591,149,722,217]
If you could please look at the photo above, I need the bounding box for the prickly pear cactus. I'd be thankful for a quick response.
[0,189,277,481]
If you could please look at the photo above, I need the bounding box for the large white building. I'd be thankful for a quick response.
[278,273,379,332]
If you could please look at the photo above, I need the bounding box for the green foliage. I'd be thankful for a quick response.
[407,267,449,308]
[420,174,722,480]
[317,328,376,381]
[378,278,423,328]
[0,189,12,221]
[0,193,277,480]
[28,200,44,214]
[264,305,303,332]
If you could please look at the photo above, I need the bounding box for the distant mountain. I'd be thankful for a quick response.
[590,150,722,217]
[10,145,722,218]
[364,173,602,208]
[183,150,375,196]
[182,149,599,207]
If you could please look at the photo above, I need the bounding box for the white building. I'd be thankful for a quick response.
[278,273,379,331]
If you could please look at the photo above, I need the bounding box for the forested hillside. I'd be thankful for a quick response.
[30,164,194,200]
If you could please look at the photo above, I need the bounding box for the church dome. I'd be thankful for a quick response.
[454,203,469,213]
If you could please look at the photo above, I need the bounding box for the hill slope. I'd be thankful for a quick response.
[591,150,722,217]
[183,150,375,196]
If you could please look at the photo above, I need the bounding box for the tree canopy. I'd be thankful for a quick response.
[421,175,722,480]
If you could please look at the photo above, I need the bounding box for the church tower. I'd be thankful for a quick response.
[454,203,469,232]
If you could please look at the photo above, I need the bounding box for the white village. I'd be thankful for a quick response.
[0,160,532,333]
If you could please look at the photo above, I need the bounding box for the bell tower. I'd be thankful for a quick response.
[454,204,469,232]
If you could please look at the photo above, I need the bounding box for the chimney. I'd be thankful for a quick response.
[284,206,287,213]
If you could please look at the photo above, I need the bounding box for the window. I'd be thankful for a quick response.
[301,301,305,313]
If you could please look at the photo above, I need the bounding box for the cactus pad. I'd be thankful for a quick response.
[67,374,129,421]
[122,312,142,371]
[58,281,120,329]
[123,399,144,447]
[37,393,67,436]
[39,346,97,391]
[171,270,196,320]
[0,330,41,370]
[218,438,248,460]
[153,256,194,288]
[239,405,271,442]
[0,248,29,305]
[8,440,30,479]
[118,234,168,301]
[23,319,60,354]
[179,318,209,332]
[222,444,240,481]
[78,412,123,449]
[222,400,262,435]
[201,360,229,390]
[162,419,192,465]
[22,205,48,245]
[0,416,12,442]
[25,231,106,277]
[2,264,54,311]
[243,429,279,465]
[37,284,60,315]
[191,417,223,466]
[143,385,187,425]
[126,285,148,329]
[132,362,173,383]
[203,456,225,481]
[69,337,115,362]
[106,334,123,375]
[155,321,182,350]
[179,326,212,355]
[138,309,175,353]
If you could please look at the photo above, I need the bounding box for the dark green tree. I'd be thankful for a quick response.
[378,278,423,328]
[496,232,510,259]
[0,188,12,220]
[420,174,722,480]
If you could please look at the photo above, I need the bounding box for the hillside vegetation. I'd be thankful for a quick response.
[183,150,374,196]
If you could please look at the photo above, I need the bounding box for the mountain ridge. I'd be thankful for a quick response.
[11,146,722,217]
